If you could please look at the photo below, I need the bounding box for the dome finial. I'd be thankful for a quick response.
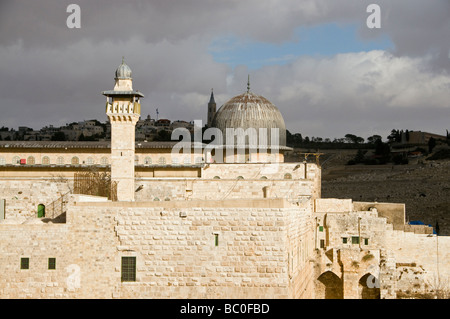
[247,74,250,93]
[122,56,125,64]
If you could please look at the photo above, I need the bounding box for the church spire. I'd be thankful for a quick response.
[209,88,215,103]
[207,88,217,128]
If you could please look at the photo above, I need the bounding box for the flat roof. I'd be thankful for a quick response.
[0,141,205,149]
[101,90,144,97]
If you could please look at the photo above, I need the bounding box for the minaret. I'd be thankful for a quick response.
[102,58,144,201]
[207,88,216,128]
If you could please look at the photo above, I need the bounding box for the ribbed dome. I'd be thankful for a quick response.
[115,58,132,79]
[212,91,286,147]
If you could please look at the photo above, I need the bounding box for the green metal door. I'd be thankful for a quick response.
[37,204,45,218]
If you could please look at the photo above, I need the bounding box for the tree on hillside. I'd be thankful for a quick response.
[428,137,436,153]
[387,129,401,143]
[51,131,66,141]
[345,133,364,144]
[367,135,382,144]
[374,139,391,164]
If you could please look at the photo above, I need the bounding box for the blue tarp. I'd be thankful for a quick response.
[408,220,437,234]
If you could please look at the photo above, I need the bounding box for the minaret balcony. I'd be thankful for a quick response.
[106,102,141,115]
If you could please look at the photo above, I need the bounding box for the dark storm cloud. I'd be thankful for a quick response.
[0,0,449,138]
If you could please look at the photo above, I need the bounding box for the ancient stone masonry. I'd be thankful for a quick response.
[0,61,449,299]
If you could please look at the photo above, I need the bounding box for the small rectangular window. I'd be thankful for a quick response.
[319,226,323,232]
[352,236,360,244]
[20,257,29,270]
[214,234,219,247]
[121,256,136,282]
[364,238,369,245]
[342,238,347,244]
[48,258,56,270]
[320,239,325,249]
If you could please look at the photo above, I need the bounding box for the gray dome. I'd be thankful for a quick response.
[212,91,286,147]
[115,58,132,79]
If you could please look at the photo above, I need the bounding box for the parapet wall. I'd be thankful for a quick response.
[353,202,406,230]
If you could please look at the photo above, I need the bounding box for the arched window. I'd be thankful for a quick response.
[37,204,45,218]
[237,176,244,180]
[144,157,152,165]
[71,157,79,165]
[284,173,292,180]
[12,156,20,165]
[158,157,166,165]
[100,157,108,165]
[86,157,94,165]
[27,156,35,165]
[183,157,191,165]
[172,157,179,165]
[213,176,220,179]
[57,156,64,165]
[42,156,50,165]
[0,157,5,165]
[260,176,268,179]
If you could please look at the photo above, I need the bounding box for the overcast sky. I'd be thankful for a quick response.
[0,0,449,140]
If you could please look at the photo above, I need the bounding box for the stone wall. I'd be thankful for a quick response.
[0,196,315,299]
[0,223,70,298]
[0,179,71,219]
[384,230,450,298]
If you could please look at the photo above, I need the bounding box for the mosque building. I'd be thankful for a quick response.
[0,59,448,299]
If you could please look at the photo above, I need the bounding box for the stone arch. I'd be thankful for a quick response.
[359,273,380,299]
[317,271,343,299]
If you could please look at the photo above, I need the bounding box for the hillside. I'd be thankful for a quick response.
[286,148,450,236]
